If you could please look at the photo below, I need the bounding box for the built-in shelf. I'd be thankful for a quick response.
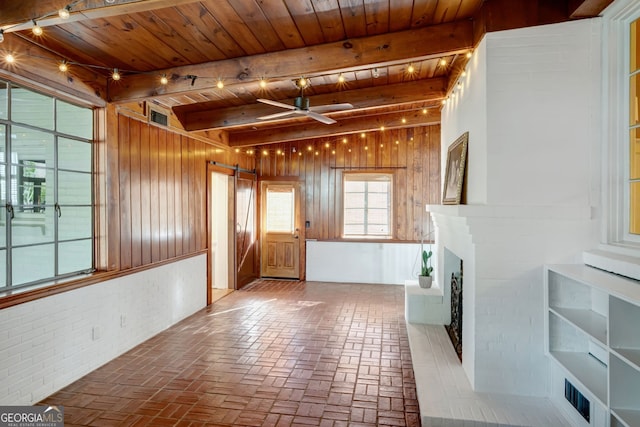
[549,350,608,405]
[545,264,640,427]
[611,409,640,427]
[611,347,640,370]
[549,306,607,345]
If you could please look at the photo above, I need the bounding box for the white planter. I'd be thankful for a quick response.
[418,275,433,288]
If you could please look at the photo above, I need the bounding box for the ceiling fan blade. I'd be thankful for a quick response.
[309,103,354,113]
[257,98,296,110]
[306,111,336,124]
[258,110,298,120]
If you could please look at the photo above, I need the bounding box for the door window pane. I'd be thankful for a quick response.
[12,126,55,170]
[11,86,54,130]
[59,206,92,240]
[58,240,92,275]
[0,250,5,287]
[12,244,55,286]
[56,100,93,139]
[0,82,7,120]
[11,208,54,246]
[59,137,91,172]
[266,188,294,232]
[58,171,91,205]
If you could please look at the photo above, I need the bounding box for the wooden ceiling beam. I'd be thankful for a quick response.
[228,109,441,146]
[568,0,614,18]
[175,77,446,131]
[0,32,107,105]
[107,20,473,103]
[1,0,202,31]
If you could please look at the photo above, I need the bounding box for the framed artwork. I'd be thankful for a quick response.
[442,132,469,205]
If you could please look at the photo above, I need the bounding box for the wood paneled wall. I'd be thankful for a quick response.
[96,108,255,271]
[256,125,440,241]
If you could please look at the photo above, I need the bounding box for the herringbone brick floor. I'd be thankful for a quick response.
[40,280,420,426]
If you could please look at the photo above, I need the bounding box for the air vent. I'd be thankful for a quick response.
[565,379,590,422]
[149,109,168,126]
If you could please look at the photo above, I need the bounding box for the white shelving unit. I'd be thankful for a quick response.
[545,264,640,427]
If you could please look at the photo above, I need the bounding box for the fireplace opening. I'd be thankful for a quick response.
[445,258,463,361]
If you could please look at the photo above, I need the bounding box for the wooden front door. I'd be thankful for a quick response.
[260,182,301,279]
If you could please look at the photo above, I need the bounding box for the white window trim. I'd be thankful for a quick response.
[603,0,640,247]
[586,0,640,280]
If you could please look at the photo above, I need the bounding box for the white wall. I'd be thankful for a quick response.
[210,172,229,289]
[306,241,431,285]
[435,18,602,396]
[0,254,207,405]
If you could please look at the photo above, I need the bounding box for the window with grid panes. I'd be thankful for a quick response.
[343,173,392,238]
[0,81,94,291]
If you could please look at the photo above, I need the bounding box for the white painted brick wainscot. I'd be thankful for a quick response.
[0,254,207,405]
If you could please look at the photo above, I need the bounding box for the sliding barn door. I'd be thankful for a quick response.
[236,173,258,288]
[260,182,301,279]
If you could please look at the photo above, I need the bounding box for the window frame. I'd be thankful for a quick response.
[0,80,95,293]
[341,171,394,239]
[603,0,640,246]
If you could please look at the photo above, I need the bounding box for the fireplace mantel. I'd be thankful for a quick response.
[427,204,592,221]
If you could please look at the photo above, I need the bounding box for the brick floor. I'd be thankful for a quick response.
[40,280,420,427]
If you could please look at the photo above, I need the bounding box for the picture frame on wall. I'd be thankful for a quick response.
[442,132,469,205]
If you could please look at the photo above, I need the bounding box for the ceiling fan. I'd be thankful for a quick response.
[257,78,353,124]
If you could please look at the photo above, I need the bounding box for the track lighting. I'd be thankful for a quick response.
[216,79,224,89]
[439,58,447,67]
[59,61,68,72]
[5,54,15,64]
[407,64,415,73]
[160,74,168,85]
[259,78,267,88]
[112,68,120,81]
[338,73,345,83]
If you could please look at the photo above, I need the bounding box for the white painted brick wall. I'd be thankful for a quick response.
[0,254,207,405]
[437,18,602,396]
[306,241,426,285]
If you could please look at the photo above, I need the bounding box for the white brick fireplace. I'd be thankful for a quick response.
[429,18,603,396]
[428,204,596,395]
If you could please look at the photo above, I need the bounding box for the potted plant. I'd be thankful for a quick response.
[419,249,433,288]
[417,219,434,288]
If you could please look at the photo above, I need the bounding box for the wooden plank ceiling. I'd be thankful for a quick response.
[0,0,612,145]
